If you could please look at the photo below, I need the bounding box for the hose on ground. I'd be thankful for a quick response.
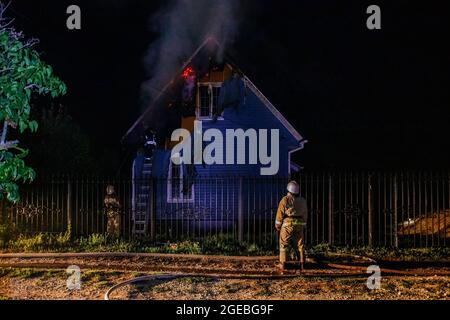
[103,253,450,300]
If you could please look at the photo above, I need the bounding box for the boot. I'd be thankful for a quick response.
[299,261,304,272]
[299,249,305,272]
[276,262,285,274]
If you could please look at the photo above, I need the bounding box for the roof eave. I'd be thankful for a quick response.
[243,75,305,143]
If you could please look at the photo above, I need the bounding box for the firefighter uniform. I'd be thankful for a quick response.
[275,193,308,267]
[104,186,121,238]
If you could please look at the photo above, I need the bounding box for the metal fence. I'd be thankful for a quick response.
[1,172,449,248]
[0,176,134,238]
[293,172,450,248]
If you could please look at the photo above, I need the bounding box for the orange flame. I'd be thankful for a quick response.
[182,66,195,79]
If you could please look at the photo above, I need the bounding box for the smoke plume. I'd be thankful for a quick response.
[141,0,240,108]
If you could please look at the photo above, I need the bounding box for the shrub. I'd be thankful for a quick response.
[0,222,19,246]
[10,233,48,252]
[54,230,71,249]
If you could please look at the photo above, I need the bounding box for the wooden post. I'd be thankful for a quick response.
[368,173,374,247]
[238,177,244,244]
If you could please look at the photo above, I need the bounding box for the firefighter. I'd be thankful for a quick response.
[143,129,157,160]
[104,185,121,238]
[275,181,308,273]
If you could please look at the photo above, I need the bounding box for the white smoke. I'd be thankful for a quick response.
[142,0,240,107]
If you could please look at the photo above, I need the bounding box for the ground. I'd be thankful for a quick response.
[1,268,450,300]
[0,253,449,300]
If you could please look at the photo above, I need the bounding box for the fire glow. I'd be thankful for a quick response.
[181,66,196,101]
[182,66,195,80]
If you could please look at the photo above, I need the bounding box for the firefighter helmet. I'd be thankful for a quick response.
[287,181,300,195]
[106,185,115,195]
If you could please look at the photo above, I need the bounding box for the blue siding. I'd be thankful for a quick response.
[198,80,295,177]
[132,78,299,235]
[146,78,297,178]
[152,176,287,237]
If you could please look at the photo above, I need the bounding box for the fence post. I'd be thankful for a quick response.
[67,177,72,236]
[238,177,244,244]
[328,173,334,245]
[368,173,374,247]
[393,174,399,248]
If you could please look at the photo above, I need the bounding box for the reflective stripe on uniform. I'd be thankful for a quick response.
[275,221,282,225]
[282,221,306,227]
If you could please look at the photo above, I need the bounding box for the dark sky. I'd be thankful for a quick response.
[7,0,450,172]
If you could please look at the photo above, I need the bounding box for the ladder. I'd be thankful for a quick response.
[132,159,153,235]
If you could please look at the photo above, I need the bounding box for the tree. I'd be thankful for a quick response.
[0,3,66,202]
[25,104,96,174]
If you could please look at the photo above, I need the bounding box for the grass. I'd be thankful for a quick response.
[130,272,147,278]
[0,267,60,279]
[152,285,170,293]
[180,276,215,284]
[337,278,363,287]
[256,281,273,296]
[1,230,449,261]
[304,286,321,295]
[81,270,106,282]
[224,284,241,294]
[81,270,122,284]
[400,279,414,289]
[0,232,276,256]
[307,243,450,262]
[345,246,450,261]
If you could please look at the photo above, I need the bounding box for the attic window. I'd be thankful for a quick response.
[197,83,222,119]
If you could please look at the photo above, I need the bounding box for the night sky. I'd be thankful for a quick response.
[7,0,450,173]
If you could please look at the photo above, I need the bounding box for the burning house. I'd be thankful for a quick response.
[122,39,307,236]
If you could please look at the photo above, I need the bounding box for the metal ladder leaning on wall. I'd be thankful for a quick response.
[132,159,153,236]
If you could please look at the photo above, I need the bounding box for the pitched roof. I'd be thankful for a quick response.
[122,37,306,146]
[243,76,303,142]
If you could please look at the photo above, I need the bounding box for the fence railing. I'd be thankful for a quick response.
[1,172,449,248]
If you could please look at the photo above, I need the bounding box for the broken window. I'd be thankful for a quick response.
[197,83,222,119]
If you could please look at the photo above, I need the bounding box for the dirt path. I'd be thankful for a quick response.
[1,268,449,300]
[1,252,449,277]
[0,253,449,300]
[0,253,363,277]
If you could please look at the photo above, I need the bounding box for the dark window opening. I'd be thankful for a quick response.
[197,83,222,118]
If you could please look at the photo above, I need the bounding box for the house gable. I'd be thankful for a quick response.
[122,38,306,154]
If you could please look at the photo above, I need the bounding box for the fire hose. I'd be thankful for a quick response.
[1,252,449,300]
[103,253,450,300]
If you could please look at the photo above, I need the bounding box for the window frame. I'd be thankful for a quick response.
[167,159,195,203]
[196,82,224,120]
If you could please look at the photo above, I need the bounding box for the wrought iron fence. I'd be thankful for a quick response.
[1,172,449,248]
[293,172,450,248]
[0,175,134,238]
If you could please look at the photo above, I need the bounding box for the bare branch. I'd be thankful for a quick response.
[0,120,8,145]
[0,139,19,150]
[0,67,13,74]
[0,1,12,17]
[0,1,12,28]
[24,83,40,90]
[0,17,13,29]
[24,37,39,47]
[0,120,20,152]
